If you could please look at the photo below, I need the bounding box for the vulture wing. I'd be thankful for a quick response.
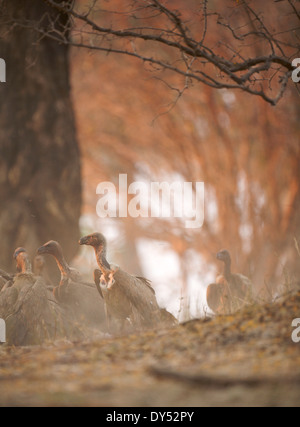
[135,276,156,295]
[94,269,104,299]
[0,287,19,319]
[0,269,13,282]
[0,276,6,292]
[231,274,253,299]
[160,308,178,326]
[113,268,161,327]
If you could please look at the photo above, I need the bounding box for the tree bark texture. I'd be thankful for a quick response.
[0,0,82,272]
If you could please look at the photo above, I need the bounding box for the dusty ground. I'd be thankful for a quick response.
[0,291,299,407]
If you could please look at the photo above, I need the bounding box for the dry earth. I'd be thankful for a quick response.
[0,291,299,407]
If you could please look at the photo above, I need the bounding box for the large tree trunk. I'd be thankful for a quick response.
[0,0,81,272]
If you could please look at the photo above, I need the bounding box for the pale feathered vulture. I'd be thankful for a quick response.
[79,233,164,332]
[0,247,99,345]
[207,250,253,315]
[0,247,55,345]
[37,240,105,328]
[0,248,34,311]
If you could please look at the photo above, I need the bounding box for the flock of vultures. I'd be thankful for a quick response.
[0,232,253,346]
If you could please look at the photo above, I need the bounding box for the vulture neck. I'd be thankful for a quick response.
[94,246,111,276]
[25,258,32,274]
[53,251,71,277]
[18,256,32,274]
[223,259,232,281]
[34,263,43,277]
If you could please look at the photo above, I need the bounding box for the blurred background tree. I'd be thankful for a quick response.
[0,0,81,273]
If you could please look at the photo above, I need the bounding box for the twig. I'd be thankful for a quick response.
[149,366,300,388]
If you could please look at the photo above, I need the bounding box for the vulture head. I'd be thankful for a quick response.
[13,247,31,274]
[79,233,111,272]
[216,249,231,265]
[14,247,26,260]
[79,233,107,252]
[37,241,63,259]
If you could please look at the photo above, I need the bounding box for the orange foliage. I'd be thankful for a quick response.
[70,0,300,294]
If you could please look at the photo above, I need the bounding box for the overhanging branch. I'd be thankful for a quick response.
[8,0,300,105]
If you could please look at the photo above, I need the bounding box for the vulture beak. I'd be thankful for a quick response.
[79,236,90,246]
[216,252,223,261]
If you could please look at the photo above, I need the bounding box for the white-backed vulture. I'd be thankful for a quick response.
[37,240,105,328]
[207,250,253,315]
[79,233,162,332]
[0,247,100,346]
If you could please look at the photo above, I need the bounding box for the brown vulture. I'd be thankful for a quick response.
[0,247,101,346]
[0,247,58,345]
[79,233,164,332]
[37,240,105,328]
[207,250,253,315]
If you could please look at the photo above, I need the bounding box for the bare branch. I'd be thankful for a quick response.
[3,0,297,105]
